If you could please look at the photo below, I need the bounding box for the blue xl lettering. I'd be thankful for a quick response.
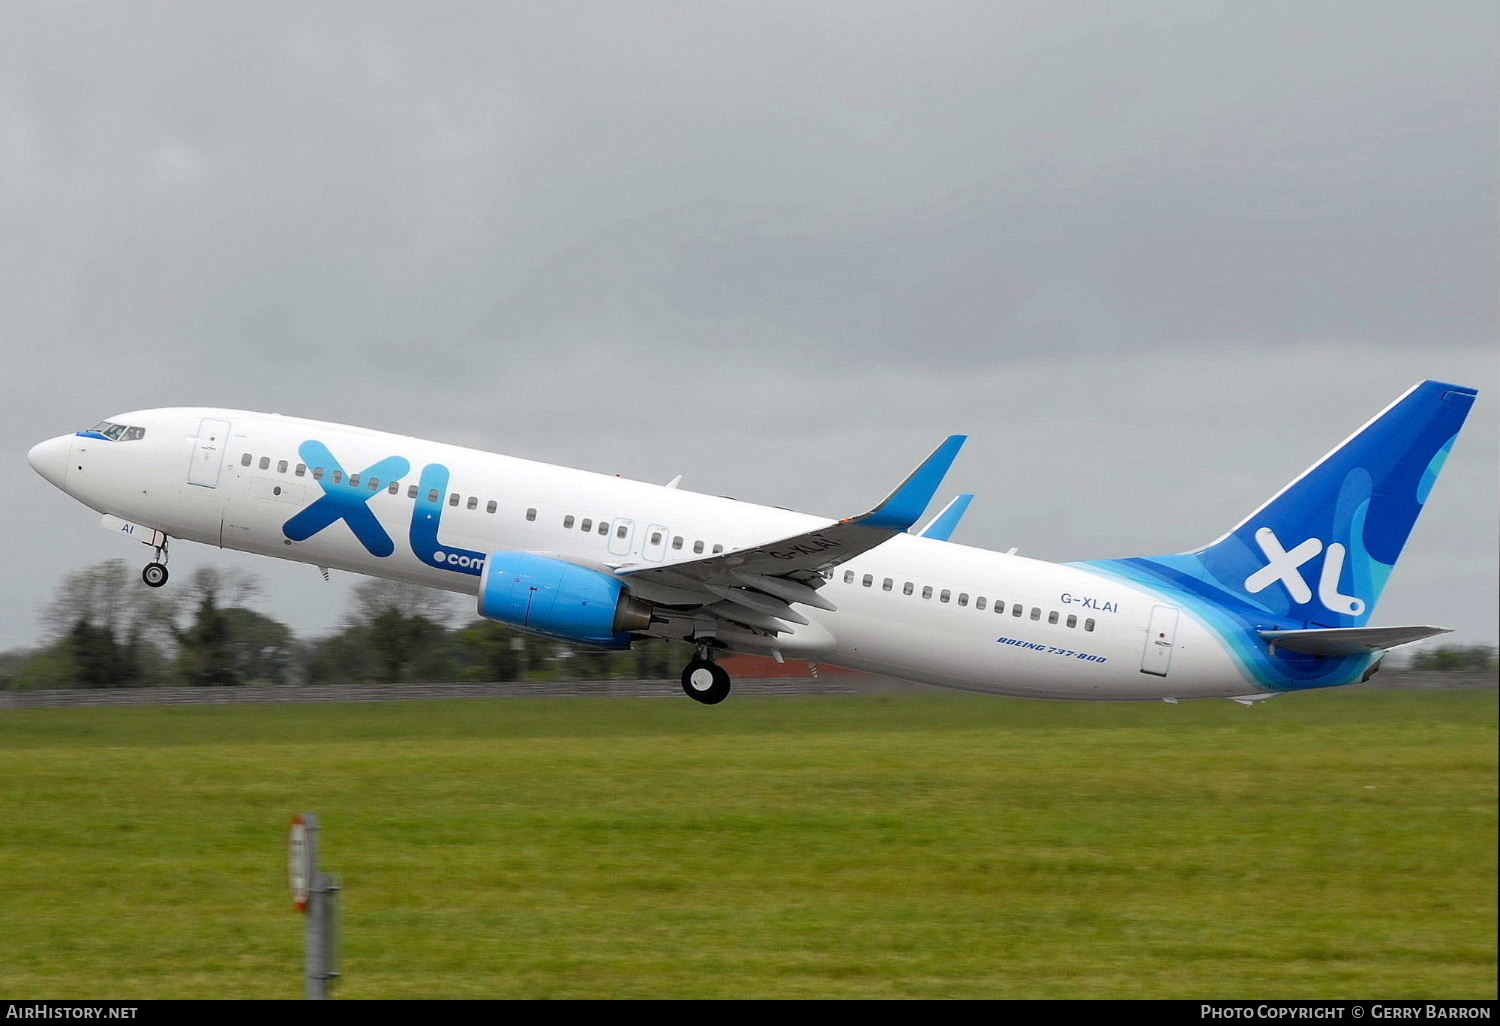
[282,441,409,557]
[409,463,487,576]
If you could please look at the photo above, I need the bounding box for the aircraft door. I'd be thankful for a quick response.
[642,523,669,562]
[187,418,232,488]
[608,517,635,556]
[1140,604,1180,677]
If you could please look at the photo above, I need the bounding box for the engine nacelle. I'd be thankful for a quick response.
[478,552,653,649]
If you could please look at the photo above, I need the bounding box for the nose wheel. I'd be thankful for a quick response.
[681,658,731,705]
[141,535,170,588]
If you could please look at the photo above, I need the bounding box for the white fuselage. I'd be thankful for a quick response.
[32,407,1283,700]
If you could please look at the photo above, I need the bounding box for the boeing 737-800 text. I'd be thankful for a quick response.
[26,381,1476,704]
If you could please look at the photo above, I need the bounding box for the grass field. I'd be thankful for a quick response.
[0,688,1494,999]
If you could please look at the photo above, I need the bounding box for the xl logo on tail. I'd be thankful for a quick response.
[1244,526,1364,616]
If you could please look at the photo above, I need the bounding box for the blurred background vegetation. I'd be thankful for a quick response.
[0,560,694,690]
[0,560,1494,691]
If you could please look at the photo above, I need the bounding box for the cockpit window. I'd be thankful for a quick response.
[78,421,146,441]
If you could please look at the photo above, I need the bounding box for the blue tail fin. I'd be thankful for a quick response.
[1109,381,1477,628]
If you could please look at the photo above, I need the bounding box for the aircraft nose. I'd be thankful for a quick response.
[27,435,72,490]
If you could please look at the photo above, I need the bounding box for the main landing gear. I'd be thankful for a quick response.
[141,536,170,589]
[681,645,731,705]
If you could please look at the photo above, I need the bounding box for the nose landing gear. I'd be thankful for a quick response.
[141,536,170,588]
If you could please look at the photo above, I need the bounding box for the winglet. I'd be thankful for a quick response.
[851,435,967,531]
[918,494,975,541]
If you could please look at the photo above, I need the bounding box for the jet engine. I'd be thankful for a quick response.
[478,552,653,648]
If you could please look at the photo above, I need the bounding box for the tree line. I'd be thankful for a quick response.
[0,560,691,690]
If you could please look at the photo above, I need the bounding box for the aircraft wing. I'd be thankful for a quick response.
[615,435,966,637]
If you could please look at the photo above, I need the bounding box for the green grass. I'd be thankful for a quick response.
[1,689,1494,999]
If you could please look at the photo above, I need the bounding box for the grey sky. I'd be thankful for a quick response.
[3,1,1496,651]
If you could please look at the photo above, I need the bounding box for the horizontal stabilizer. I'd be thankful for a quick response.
[918,494,974,542]
[1259,624,1452,657]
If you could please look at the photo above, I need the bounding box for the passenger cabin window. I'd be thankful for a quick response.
[1084,618,1096,632]
[1048,611,1059,624]
[448,493,459,507]
[581,519,592,532]
[296,464,306,477]
[467,496,478,510]
[862,574,873,588]
[313,468,326,481]
[957,593,969,607]
[258,457,270,470]
[672,536,683,550]
[388,482,400,495]
[843,571,855,584]
[903,582,914,596]
[1030,607,1041,620]
[525,507,535,520]
[368,478,380,491]
[427,489,440,503]
[976,597,986,610]
[616,525,627,539]
[995,602,1006,615]
[882,578,893,591]
[712,544,723,554]
[241,453,252,466]
[1012,605,1023,617]
[922,586,933,600]
[598,522,608,536]
[277,460,288,474]
[488,501,498,514]
[332,471,344,484]
[1066,614,1078,628]
[564,515,575,528]
[650,532,662,545]
[348,474,360,487]
[693,541,704,554]
[406,485,417,498]
[940,589,951,603]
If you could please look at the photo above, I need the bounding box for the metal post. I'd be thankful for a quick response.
[296,813,340,1000]
[302,814,325,999]
[308,870,341,999]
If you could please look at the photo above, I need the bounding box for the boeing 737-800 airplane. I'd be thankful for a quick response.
[26,381,1476,705]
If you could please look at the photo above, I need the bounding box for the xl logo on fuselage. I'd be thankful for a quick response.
[1243,526,1364,616]
[281,440,487,577]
